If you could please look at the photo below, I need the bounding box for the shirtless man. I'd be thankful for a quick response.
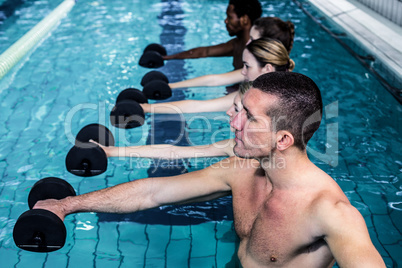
[163,0,262,69]
[34,72,385,267]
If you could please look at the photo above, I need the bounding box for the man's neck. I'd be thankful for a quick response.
[236,27,251,44]
[260,148,312,190]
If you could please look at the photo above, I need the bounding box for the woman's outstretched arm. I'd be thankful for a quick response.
[141,92,236,114]
[92,139,235,159]
[169,69,243,89]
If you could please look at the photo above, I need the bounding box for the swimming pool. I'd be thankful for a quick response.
[0,0,401,267]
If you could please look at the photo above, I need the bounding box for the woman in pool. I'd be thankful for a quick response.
[94,81,252,159]
[140,37,295,115]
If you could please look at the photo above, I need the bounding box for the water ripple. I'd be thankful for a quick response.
[389,202,402,211]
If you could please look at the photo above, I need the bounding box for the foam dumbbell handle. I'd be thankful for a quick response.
[28,177,76,209]
[75,123,115,148]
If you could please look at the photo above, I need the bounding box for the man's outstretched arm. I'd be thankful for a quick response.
[163,39,235,60]
[33,158,234,221]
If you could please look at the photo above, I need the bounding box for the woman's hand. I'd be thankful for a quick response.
[89,139,114,157]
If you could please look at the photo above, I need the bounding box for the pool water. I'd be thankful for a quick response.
[0,0,401,267]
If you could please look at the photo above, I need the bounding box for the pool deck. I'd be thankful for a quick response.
[307,0,402,82]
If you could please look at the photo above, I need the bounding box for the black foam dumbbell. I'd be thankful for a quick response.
[116,87,149,104]
[139,43,167,68]
[141,70,172,100]
[140,70,169,86]
[13,177,76,252]
[110,88,147,129]
[66,124,115,177]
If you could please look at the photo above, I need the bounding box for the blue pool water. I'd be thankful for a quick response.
[0,0,401,267]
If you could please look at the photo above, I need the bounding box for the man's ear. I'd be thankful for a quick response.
[276,131,294,151]
[240,15,251,27]
[263,64,275,74]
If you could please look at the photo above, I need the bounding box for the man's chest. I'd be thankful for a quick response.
[232,190,316,263]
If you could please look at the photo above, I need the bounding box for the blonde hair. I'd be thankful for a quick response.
[246,37,295,72]
[239,81,253,96]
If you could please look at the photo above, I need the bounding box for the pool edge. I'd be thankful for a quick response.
[307,0,402,84]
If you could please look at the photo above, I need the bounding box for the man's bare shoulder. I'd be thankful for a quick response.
[310,189,385,267]
[208,156,261,180]
[308,183,363,238]
[210,155,259,168]
[314,195,362,228]
[299,164,355,233]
